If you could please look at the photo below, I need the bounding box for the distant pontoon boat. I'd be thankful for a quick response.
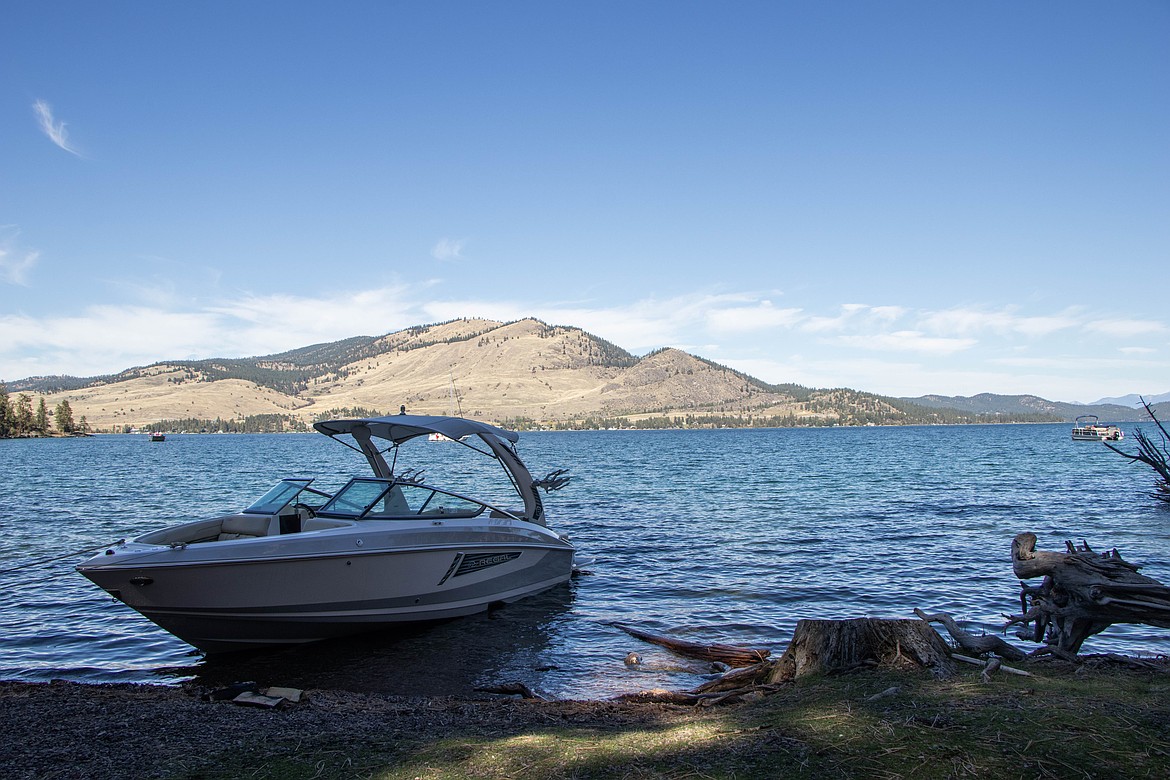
[1071,415,1123,441]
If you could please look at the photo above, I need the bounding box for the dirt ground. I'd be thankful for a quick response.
[0,680,694,780]
[6,658,1170,780]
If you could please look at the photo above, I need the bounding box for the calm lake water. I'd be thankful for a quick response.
[1,424,1167,699]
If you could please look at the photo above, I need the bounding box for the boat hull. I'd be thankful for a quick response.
[79,540,573,652]
[1072,429,1123,441]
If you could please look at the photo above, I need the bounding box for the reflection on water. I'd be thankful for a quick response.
[173,584,576,697]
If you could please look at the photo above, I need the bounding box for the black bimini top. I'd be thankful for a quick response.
[313,413,550,524]
[312,414,518,445]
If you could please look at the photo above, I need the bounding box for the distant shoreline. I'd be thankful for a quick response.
[1,419,1085,438]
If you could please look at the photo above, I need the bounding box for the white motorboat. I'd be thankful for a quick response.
[77,414,575,653]
[1071,415,1124,442]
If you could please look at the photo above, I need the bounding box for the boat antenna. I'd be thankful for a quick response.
[446,372,464,418]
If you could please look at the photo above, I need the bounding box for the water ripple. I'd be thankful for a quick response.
[2,424,1168,697]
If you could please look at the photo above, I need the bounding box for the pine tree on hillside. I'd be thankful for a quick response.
[0,383,11,437]
[55,400,76,434]
[35,397,49,434]
[13,394,34,436]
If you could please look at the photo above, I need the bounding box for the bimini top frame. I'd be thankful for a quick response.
[312,414,550,524]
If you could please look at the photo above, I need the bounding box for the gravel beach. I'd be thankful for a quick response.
[0,680,693,780]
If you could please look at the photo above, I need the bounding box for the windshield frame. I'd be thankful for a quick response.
[315,477,516,520]
[243,478,331,515]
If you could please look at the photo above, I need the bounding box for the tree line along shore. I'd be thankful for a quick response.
[0,390,1069,439]
[0,385,86,437]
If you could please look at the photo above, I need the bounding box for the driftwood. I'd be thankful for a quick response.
[614,614,1040,705]
[951,653,1033,680]
[611,688,708,705]
[765,618,955,684]
[611,623,771,667]
[611,623,775,705]
[1008,533,1170,655]
[611,686,770,706]
[914,608,1026,661]
[475,682,549,700]
[610,529,1170,707]
[693,662,774,694]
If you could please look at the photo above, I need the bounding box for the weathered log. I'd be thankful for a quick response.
[765,618,955,684]
[610,623,771,667]
[980,657,1002,683]
[611,688,710,705]
[866,686,901,702]
[692,662,773,694]
[474,682,549,700]
[613,686,771,706]
[952,654,1032,677]
[1008,533,1170,655]
[913,608,1026,661]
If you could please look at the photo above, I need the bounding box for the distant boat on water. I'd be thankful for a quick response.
[149,432,166,442]
[1071,415,1123,442]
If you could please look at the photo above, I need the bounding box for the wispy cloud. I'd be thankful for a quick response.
[800,304,904,334]
[423,291,775,353]
[918,307,1018,336]
[838,330,978,355]
[33,100,82,156]
[919,306,1085,338]
[0,227,39,285]
[1084,318,1167,338]
[705,300,803,332]
[0,284,430,379]
[430,238,466,261]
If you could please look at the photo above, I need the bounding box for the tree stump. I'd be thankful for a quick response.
[1008,533,1170,655]
[766,618,955,684]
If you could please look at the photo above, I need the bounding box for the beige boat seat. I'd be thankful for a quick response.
[217,514,272,541]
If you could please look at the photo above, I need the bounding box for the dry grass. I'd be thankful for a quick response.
[33,320,805,430]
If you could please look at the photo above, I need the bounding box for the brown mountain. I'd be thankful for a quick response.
[24,317,1068,432]
[32,318,810,430]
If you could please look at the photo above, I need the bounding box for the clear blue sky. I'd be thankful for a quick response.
[2,1,1167,402]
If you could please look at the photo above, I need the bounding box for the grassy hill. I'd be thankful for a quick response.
[6,317,1153,433]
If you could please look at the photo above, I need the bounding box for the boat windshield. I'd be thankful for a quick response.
[317,478,491,519]
[244,479,318,515]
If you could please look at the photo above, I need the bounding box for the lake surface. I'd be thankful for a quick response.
[2,424,1167,699]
